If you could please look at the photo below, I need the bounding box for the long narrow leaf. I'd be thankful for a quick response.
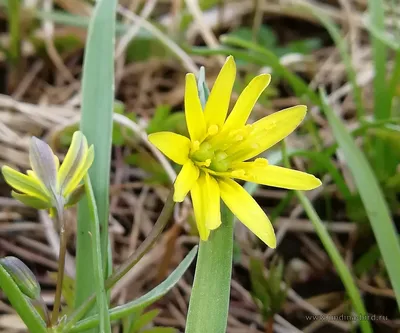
[367,0,392,176]
[303,4,365,120]
[320,89,400,309]
[84,174,111,333]
[296,191,373,333]
[75,0,117,325]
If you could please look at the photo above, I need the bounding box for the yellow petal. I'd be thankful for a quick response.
[232,162,322,190]
[148,132,191,165]
[203,56,236,129]
[2,166,51,202]
[63,145,94,197]
[223,74,271,132]
[219,178,276,248]
[58,131,88,193]
[238,105,307,162]
[185,73,207,142]
[190,177,211,241]
[203,173,221,230]
[173,160,200,202]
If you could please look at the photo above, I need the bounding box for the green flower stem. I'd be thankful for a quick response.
[60,190,175,332]
[51,208,67,325]
[185,203,234,333]
[84,174,111,333]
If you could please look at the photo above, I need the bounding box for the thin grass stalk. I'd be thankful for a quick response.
[367,0,392,176]
[281,141,372,333]
[319,88,400,310]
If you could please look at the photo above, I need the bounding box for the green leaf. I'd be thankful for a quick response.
[319,88,400,311]
[112,103,136,146]
[76,0,117,326]
[0,264,47,333]
[366,0,391,174]
[147,105,174,134]
[69,246,198,333]
[128,309,160,332]
[141,328,177,333]
[84,174,111,333]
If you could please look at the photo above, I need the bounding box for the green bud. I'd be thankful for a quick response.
[0,257,41,300]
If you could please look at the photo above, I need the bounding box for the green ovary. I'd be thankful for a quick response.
[191,142,231,172]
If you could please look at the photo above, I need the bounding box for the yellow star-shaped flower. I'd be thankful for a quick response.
[148,56,321,248]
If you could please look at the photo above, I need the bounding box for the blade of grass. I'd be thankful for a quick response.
[84,174,111,333]
[320,88,400,310]
[69,246,198,333]
[75,0,117,327]
[301,4,365,120]
[367,0,392,177]
[281,141,372,333]
[218,35,320,106]
[296,192,372,332]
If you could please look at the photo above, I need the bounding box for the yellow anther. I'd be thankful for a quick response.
[235,135,244,141]
[191,140,200,152]
[254,158,269,167]
[208,125,219,136]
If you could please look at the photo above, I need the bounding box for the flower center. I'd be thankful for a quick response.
[190,120,277,174]
[191,142,230,172]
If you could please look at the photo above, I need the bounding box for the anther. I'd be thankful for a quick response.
[254,158,268,167]
[208,125,219,136]
[191,140,200,152]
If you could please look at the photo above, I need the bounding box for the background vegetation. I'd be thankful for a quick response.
[0,0,399,332]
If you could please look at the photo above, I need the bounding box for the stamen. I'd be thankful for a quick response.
[191,140,200,153]
[207,125,219,136]
[254,158,268,167]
